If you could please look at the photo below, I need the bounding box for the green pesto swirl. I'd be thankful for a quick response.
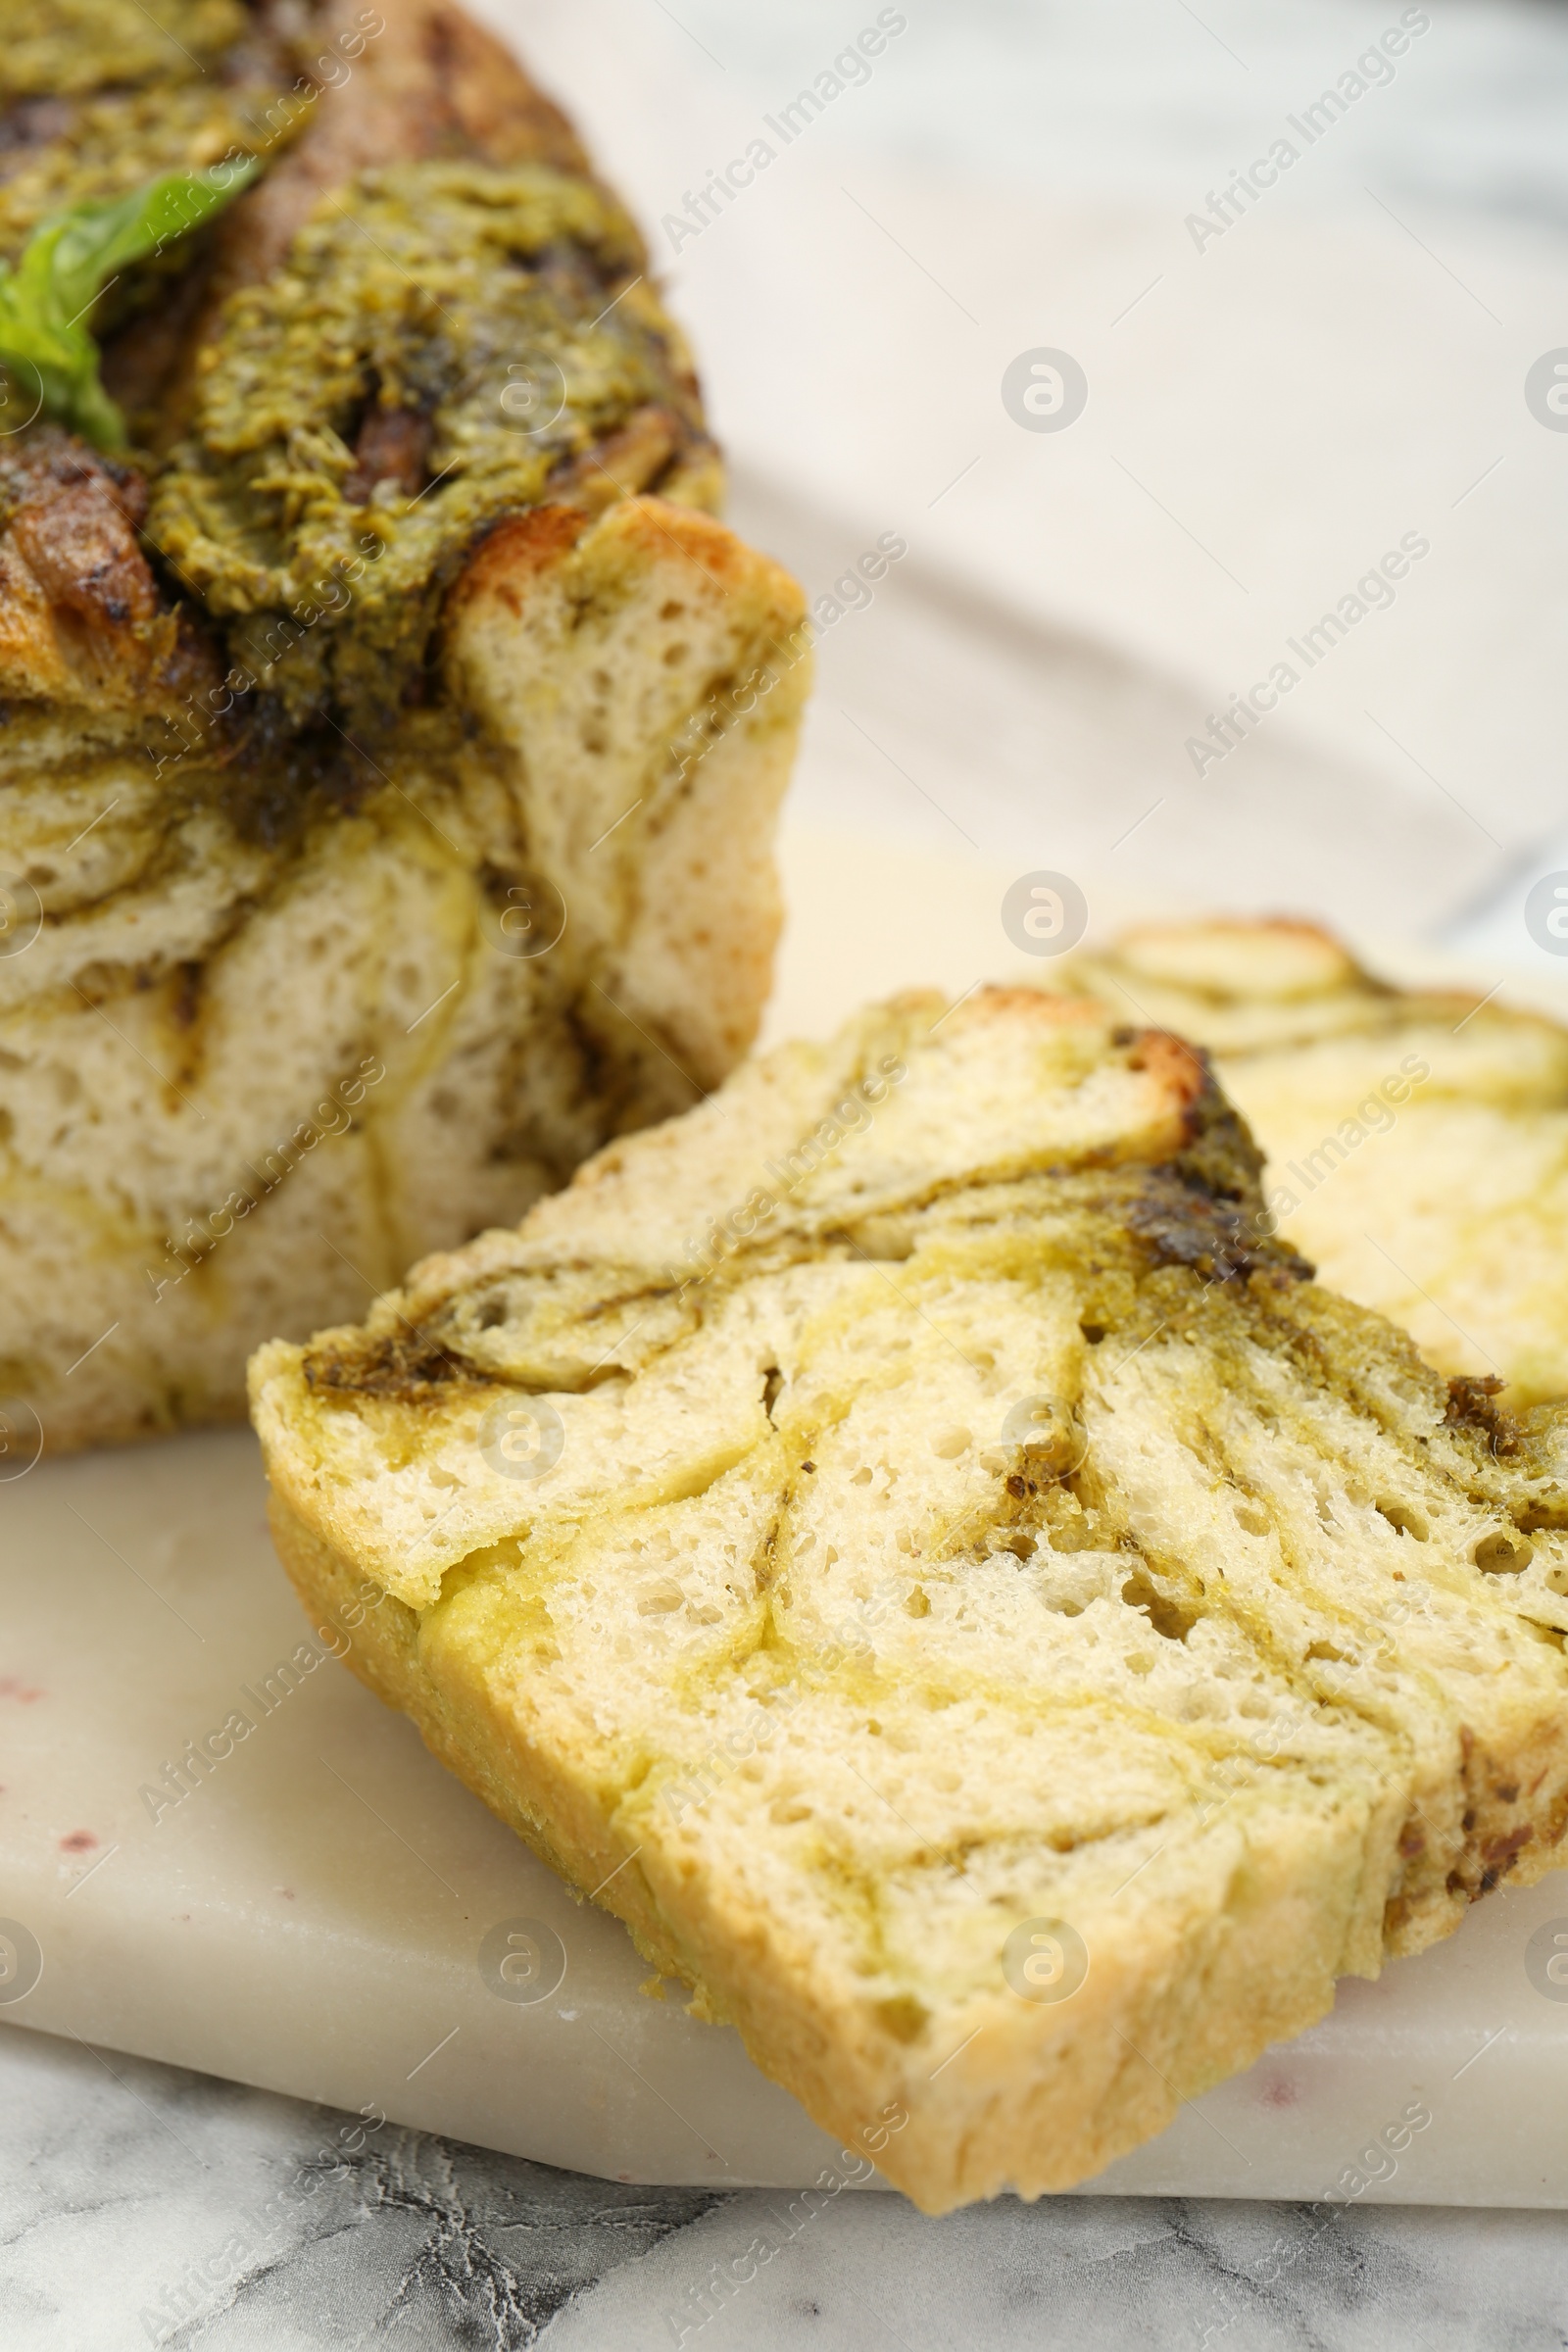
[0,3,303,375]
[2,0,248,102]
[149,160,710,735]
[0,85,287,270]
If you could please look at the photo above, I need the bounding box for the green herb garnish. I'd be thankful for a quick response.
[0,161,257,450]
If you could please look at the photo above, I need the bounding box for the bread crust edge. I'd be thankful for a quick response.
[265,1480,1568,2212]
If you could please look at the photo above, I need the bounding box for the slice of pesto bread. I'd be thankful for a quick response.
[251,988,1568,2213]
[1063,920,1568,1404]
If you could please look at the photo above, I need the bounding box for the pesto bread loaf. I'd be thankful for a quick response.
[1064,921,1568,1404]
[251,988,1568,2212]
[0,1,808,1450]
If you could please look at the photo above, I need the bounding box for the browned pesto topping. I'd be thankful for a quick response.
[0,1,306,409]
[0,83,285,270]
[0,0,300,260]
[148,158,710,737]
[2,0,250,103]
[1,0,716,788]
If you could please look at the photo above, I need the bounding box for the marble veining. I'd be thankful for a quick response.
[3,2026,1566,2350]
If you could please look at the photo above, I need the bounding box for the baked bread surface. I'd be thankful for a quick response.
[252,989,1568,2211]
[1063,921,1568,1405]
[4,493,807,1447]
[0,2,808,1448]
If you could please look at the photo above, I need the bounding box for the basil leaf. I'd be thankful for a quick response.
[0,161,257,451]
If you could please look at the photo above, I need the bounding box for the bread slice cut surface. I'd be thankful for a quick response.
[251,988,1568,2211]
[1063,918,1568,1404]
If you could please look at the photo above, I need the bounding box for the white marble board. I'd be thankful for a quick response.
[4,825,1568,2204]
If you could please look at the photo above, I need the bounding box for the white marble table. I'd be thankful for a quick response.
[2,2020,1566,2350]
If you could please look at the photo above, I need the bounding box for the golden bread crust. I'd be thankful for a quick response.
[0,429,199,710]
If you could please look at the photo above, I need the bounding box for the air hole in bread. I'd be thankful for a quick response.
[875,1995,929,2043]
[1475,1531,1533,1575]
[1121,1568,1200,1643]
